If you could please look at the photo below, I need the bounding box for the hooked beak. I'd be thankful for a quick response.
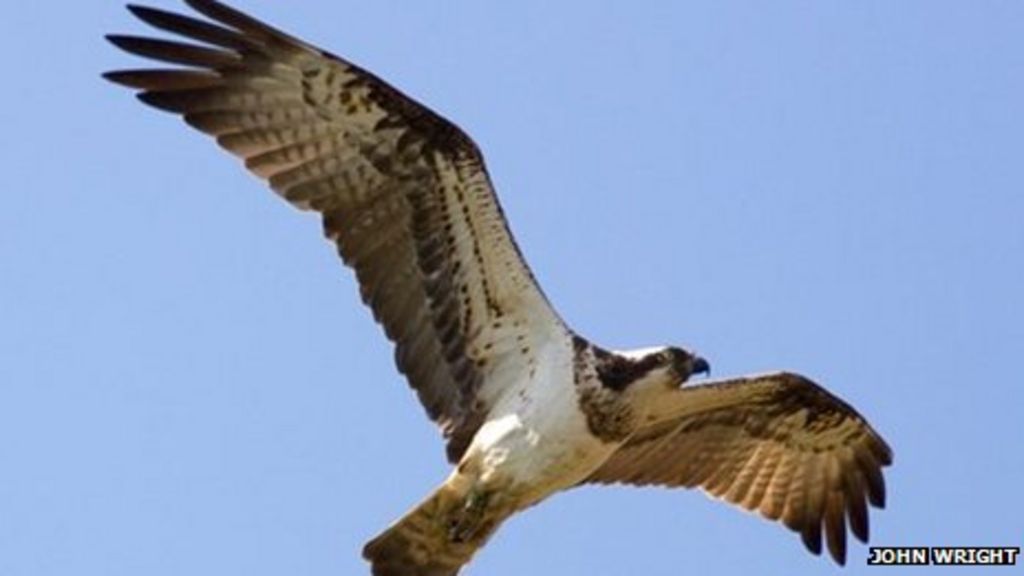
[691,355,711,377]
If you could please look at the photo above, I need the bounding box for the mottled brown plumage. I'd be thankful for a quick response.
[106,2,892,573]
[106,0,562,464]
[586,372,892,564]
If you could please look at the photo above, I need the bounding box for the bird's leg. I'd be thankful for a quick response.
[447,486,491,543]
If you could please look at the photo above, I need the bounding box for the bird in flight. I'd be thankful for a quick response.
[105,2,893,573]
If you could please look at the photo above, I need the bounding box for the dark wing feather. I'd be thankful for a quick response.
[586,372,892,565]
[105,0,564,462]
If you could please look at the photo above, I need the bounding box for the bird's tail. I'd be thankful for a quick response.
[363,483,502,576]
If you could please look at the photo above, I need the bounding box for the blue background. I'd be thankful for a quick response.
[3,1,1022,574]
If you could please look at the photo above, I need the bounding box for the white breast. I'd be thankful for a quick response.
[464,334,618,505]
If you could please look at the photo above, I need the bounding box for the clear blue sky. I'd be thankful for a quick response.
[2,1,1022,575]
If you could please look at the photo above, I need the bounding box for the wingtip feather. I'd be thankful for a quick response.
[104,69,222,91]
[136,90,188,113]
[101,70,125,85]
[824,492,847,565]
[801,525,823,556]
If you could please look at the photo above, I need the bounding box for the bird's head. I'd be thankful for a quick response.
[618,345,711,388]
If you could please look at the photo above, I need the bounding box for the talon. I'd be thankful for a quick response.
[447,518,466,543]
[447,489,490,543]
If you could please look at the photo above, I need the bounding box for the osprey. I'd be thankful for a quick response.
[106,1,893,573]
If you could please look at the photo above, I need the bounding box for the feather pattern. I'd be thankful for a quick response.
[586,372,893,565]
[105,0,564,462]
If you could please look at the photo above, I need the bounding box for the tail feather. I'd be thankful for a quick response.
[363,486,496,576]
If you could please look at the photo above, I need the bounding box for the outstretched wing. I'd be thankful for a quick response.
[105,0,565,462]
[586,372,892,565]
